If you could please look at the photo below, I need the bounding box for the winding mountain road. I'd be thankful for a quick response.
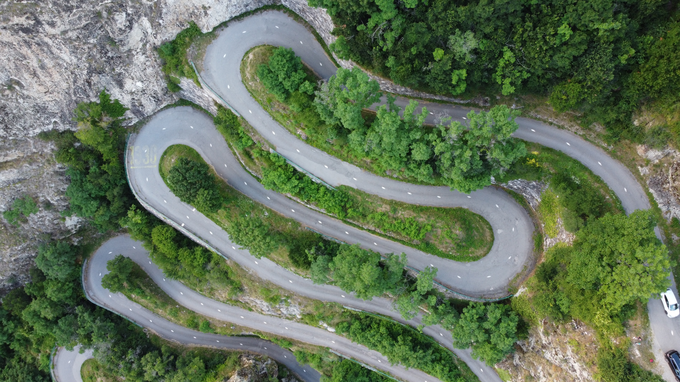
[53,346,93,382]
[110,8,678,382]
[73,235,451,382]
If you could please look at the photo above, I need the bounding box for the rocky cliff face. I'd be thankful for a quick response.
[0,0,473,290]
[0,0,280,291]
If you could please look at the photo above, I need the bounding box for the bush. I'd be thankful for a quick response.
[157,22,202,81]
[337,313,474,382]
[101,255,135,293]
[256,47,308,101]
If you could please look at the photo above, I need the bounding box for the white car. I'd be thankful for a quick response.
[662,288,680,318]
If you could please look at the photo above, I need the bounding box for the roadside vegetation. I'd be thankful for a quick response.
[214,104,493,261]
[511,210,669,381]
[9,92,386,382]
[500,141,624,238]
[310,0,679,147]
[243,45,526,194]
[2,194,39,227]
[159,141,520,367]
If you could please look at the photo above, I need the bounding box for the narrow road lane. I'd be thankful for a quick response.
[83,235,444,382]
[197,10,678,380]
[53,346,93,382]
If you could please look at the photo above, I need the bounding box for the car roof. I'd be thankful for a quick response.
[665,289,679,305]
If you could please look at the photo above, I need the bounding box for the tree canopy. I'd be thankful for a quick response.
[310,0,677,141]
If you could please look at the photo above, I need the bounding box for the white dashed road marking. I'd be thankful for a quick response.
[566,142,571,146]
[531,129,536,132]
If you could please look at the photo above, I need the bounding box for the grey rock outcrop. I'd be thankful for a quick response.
[0,0,277,290]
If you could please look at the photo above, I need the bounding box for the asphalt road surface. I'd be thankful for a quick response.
[79,235,444,382]
[198,10,680,381]
[53,346,93,382]
[115,9,679,382]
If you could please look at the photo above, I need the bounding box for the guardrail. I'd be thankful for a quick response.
[49,346,57,382]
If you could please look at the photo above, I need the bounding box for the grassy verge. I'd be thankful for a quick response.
[81,358,115,382]
[118,261,248,336]
[159,144,321,275]
[241,45,435,185]
[110,259,462,381]
[114,261,351,373]
[210,102,493,262]
[498,142,623,213]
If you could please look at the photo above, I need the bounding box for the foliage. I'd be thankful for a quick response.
[157,21,202,83]
[0,238,124,380]
[101,255,135,293]
[322,359,389,382]
[39,90,132,232]
[2,195,38,227]
[433,105,526,193]
[257,47,310,101]
[537,189,560,237]
[311,244,407,300]
[314,67,382,135]
[309,0,677,142]
[568,210,669,317]
[451,303,519,365]
[596,347,664,382]
[34,241,79,282]
[337,312,475,382]
[533,211,670,333]
[551,172,607,232]
[167,158,221,213]
[261,152,352,217]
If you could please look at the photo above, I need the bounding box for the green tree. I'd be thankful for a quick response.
[433,105,526,193]
[167,158,216,205]
[34,241,79,282]
[567,210,670,317]
[452,302,519,365]
[314,67,382,144]
[326,245,406,300]
[101,255,135,293]
[257,47,307,101]
[325,359,389,382]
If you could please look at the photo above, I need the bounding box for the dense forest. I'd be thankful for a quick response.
[310,0,679,142]
[0,93,246,382]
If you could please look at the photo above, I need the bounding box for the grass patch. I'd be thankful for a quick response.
[537,189,560,238]
[241,45,436,185]
[500,142,623,213]
[495,367,512,382]
[117,261,248,336]
[211,106,493,262]
[340,186,493,261]
[81,358,116,382]
[159,144,324,276]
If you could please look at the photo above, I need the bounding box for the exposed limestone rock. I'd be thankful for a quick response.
[499,319,598,382]
[500,179,547,210]
[0,0,276,290]
[228,354,301,382]
[0,137,73,292]
[238,296,302,319]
